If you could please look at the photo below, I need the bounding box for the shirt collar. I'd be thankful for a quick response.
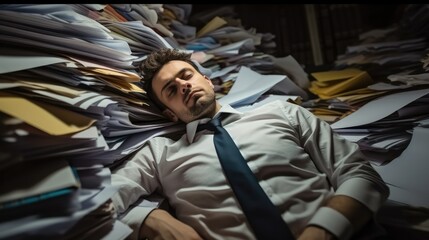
[186,104,242,143]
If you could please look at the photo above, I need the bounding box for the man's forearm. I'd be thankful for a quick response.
[326,195,372,231]
[305,195,373,240]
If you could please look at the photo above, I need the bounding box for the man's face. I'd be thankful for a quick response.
[152,60,217,123]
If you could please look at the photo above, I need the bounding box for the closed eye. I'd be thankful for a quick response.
[182,71,193,80]
[168,86,177,97]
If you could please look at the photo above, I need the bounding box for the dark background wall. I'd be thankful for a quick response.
[190,4,404,67]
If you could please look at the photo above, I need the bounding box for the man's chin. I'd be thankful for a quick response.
[191,99,215,117]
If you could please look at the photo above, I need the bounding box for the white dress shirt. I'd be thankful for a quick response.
[111,100,389,240]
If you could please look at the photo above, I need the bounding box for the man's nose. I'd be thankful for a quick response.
[178,79,191,93]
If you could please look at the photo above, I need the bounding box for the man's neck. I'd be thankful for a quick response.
[214,101,222,116]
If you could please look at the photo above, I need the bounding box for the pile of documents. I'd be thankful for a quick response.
[0,4,181,239]
[305,68,386,123]
[331,87,429,165]
[323,5,429,228]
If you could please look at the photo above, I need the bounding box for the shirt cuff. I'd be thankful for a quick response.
[119,205,156,240]
[336,178,386,212]
[307,206,354,240]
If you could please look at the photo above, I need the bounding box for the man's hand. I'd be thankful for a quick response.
[140,209,203,240]
[298,226,337,240]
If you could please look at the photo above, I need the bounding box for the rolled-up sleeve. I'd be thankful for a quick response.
[284,103,389,237]
[288,104,389,208]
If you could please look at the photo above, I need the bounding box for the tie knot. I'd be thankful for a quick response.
[209,117,222,127]
[197,116,222,132]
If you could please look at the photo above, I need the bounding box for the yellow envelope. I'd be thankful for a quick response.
[0,92,95,135]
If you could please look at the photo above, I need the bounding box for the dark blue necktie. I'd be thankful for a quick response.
[199,116,295,240]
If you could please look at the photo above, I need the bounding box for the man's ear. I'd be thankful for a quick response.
[162,109,179,122]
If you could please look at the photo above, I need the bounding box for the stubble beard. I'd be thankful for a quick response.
[187,92,216,119]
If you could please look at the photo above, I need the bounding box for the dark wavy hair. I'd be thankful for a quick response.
[140,48,201,111]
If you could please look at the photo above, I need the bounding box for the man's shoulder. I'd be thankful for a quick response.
[243,99,305,126]
[250,99,301,112]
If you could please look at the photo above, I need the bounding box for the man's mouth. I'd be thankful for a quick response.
[185,89,199,105]
[184,89,193,104]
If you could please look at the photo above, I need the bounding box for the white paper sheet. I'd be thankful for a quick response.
[331,88,429,129]
[373,126,429,208]
[218,66,285,107]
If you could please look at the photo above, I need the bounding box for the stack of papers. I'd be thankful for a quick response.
[309,68,374,99]
[331,87,429,165]
[0,160,80,221]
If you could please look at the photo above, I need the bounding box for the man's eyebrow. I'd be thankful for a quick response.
[160,68,190,96]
